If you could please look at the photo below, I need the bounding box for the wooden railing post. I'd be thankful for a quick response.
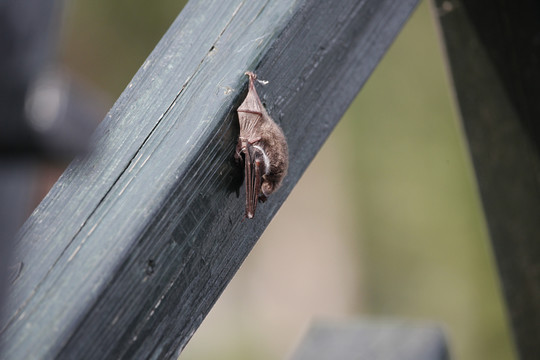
[433,1,540,358]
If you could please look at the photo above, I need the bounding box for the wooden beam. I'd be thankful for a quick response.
[290,320,449,360]
[432,0,540,358]
[1,0,419,358]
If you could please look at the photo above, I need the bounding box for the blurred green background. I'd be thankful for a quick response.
[59,0,515,359]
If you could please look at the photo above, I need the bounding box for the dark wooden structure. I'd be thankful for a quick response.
[434,1,540,359]
[0,0,420,358]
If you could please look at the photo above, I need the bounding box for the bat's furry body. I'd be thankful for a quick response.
[236,72,288,218]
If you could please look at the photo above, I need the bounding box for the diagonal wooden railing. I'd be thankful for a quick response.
[1,0,419,358]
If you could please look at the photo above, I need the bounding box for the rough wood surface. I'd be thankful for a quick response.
[433,1,540,358]
[1,0,419,358]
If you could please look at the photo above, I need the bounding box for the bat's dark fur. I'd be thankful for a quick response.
[235,72,288,219]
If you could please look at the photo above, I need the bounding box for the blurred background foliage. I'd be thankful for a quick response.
[58,0,515,359]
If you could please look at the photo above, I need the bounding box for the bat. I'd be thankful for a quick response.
[235,71,288,219]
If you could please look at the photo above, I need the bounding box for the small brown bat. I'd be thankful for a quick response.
[236,71,288,219]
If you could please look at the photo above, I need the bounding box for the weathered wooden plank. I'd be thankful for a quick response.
[432,1,540,359]
[0,163,35,316]
[289,320,449,360]
[1,0,419,358]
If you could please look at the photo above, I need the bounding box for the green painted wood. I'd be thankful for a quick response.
[1,0,419,358]
[433,1,540,358]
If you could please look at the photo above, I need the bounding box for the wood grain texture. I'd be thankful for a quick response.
[1,0,419,358]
